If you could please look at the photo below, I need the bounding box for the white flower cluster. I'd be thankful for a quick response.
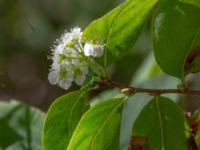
[48,27,104,90]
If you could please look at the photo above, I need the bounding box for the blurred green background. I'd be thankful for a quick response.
[0,0,200,112]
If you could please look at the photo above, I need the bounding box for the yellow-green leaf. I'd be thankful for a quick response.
[42,90,90,150]
[67,98,125,150]
[82,0,158,66]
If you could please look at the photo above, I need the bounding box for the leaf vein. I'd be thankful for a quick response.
[89,99,124,149]
[156,97,165,150]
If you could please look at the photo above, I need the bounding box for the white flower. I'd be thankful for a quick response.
[75,75,86,85]
[84,42,104,57]
[48,71,58,85]
[81,66,89,75]
[61,34,73,46]
[48,27,105,90]
[71,27,82,40]
[61,27,82,45]
[48,27,90,90]
[59,79,72,90]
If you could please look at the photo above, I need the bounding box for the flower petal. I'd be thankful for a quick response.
[75,75,86,85]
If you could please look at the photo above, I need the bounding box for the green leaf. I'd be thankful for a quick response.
[82,0,158,65]
[132,96,188,150]
[152,0,200,83]
[67,98,125,150]
[42,90,90,150]
[121,54,180,150]
[180,0,200,8]
[0,100,45,150]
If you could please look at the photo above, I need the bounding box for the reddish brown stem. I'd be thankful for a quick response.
[99,78,200,96]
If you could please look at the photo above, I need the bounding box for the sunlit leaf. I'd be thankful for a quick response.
[132,96,188,150]
[42,90,90,150]
[67,98,125,150]
[82,0,158,65]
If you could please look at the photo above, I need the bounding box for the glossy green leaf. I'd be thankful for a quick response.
[0,100,45,150]
[42,90,90,150]
[82,0,158,65]
[67,98,125,150]
[132,96,188,150]
[152,0,200,83]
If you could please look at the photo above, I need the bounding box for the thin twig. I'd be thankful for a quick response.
[98,77,200,96]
